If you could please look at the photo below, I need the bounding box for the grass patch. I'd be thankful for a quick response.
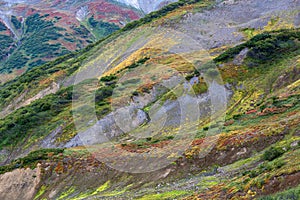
[138,190,188,200]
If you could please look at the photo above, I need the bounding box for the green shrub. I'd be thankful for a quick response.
[214,29,300,64]
[203,126,209,131]
[95,85,115,102]
[88,17,120,38]
[233,114,242,120]
[0,22,7,31]
[263,147,284,161]
[126,57,150,69]
[73,25,90,38]
[100,75,117,82]
[1,53,29,72]
[132,91,139,96]
[192,82,208,95]
[0,35,15,62]
[11,15,21,29]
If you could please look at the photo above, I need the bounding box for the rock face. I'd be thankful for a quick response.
[0,167,41,200]
[233,48,249,65]
[65,78,231,147]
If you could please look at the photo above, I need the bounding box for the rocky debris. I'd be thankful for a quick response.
[295,12,300,26]
[290,141,299,147]
[233,48,249,65]
[178,0,299,50]
[0,149,9,164]
[40,126,64,148]
[64,134,83,148]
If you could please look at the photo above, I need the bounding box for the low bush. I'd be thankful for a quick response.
[263,146,284,161]
[11,15,21,29]
[100,75,117,82]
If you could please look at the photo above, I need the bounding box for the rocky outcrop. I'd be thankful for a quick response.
[64,106,149,147]
[0,166,41,200]
[65,78,231,147]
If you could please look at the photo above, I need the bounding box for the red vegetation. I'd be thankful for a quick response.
[246,109,257,115]
[257,107,287,116]
[118,140,171,153]
[191,138,204,146]
[224,119,235,126]
[88,1,140,21]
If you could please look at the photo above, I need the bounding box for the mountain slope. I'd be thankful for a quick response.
[0,0,299,199]
[1,28,299,200]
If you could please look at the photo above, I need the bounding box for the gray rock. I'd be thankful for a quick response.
[233,48,249,65]
[40,126,63,148]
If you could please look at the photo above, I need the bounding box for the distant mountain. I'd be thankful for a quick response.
[0,0,178,77]
[0,0,142,77]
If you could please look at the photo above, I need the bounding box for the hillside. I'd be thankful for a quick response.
[0,0,299,199]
